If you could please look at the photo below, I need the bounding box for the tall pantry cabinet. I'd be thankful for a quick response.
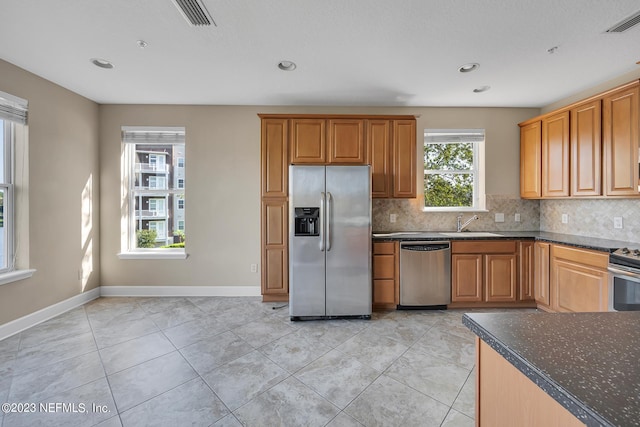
[259,114,417,302]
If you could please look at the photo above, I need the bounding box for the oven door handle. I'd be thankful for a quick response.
[608,265,640,279]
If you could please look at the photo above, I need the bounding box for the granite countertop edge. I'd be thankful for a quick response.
[372,231,632,253]
[462,314,613,427]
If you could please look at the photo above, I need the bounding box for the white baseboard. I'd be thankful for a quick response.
[99,285,262,297]
[0,286,262,340]
[0,288,101,341]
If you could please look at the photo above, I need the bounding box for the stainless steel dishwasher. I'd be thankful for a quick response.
[399,241,451,309]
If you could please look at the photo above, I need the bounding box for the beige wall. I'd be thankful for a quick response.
[0,59,100,325]
[99,105,537,288]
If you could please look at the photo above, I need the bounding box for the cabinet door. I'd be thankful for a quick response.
[520,121,542,198]
[368,120,392,198]
[452,254,483,302]
[290,118,326,164]
[261,199,288,298]
[534,242,550,307]
[550,245,609,312]
[518,241,535,301]
[328,119,366,164]
[603,82,639,196]
[392,120,417,198]
[261,118,288,198]
[551,259,609,312]
[485,254,517,302]
[541,111,570,197]
[571,100,602,196]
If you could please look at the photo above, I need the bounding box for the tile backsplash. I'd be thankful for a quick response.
[372,195,540,232]
[540,198,639,243]
[373,195,638,244]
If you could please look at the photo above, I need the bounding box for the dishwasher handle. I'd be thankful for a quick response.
[400,241,450,252]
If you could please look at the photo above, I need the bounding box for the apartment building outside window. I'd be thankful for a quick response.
[121,127,186,258]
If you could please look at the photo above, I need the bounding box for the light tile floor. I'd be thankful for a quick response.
[0,297,525,427]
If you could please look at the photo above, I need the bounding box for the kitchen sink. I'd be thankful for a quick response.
[439,232,503,237]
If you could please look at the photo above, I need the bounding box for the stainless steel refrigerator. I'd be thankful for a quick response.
[289,165,372,320]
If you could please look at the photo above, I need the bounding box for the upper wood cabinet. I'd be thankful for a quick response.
[290,118,367,165]
[571,100,602,196]
[369,119,417,198]
[519,79,640,200]
[520,121,542,198]
[328,119,366,164]
[261,118,289,198]
[541,111,570,197]
[368,120,392,198]
[290,118,326,164]
[603,81,639,196]
[392,119,417,198]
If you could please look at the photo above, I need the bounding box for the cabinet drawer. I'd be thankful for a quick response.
[452,240,517,254]
[373,241,396,255]
[551,244,608,269]
[373,254,395,279]
[373,280,396,305]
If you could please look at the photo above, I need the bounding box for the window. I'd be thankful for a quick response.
[177,178,184,189]
[0,91,28,276]
[178,220,185,231]
[121,127,186,257]
[177,157,184,168]
[423,129,485,211]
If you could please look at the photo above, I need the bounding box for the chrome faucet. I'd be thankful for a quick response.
[457,214,479,232]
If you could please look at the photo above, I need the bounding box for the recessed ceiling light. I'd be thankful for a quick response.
[473,86,491,93]
[278,60,297,71]
[137,40,148,49]
[458,63,479,73]
[91,58,114,69]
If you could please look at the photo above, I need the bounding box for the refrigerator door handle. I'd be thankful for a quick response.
[319,192,325,251]
[326,192,332,251]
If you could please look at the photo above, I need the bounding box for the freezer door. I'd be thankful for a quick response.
[325,166,372,316]
[289,166,326,317]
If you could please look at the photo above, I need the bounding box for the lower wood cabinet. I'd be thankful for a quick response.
[451,240,520,306]
[260,199,288,301]
[550,244,609,312]
[518,241,535,301]
[372,241,399,310]
[534,242,551,309]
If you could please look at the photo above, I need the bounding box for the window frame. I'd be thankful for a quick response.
[0,121,14,274]
[119,126,187,260]
[423,129,486,212]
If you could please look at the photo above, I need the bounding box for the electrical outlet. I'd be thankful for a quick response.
[614,217,623,229]
[514,213,521,222]
[495,213,505,223]
[250,264,257,273]
[390,214,397,223]
[561,214,569,224]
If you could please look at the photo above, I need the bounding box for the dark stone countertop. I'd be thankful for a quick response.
[463,311,640,427]
[372,230,634,253]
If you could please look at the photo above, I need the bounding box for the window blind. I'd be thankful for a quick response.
[424,129,484,143]
[0,91,28,125]
[122,126,185,144]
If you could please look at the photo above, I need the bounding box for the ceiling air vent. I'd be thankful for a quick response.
[606,10,640,33]
[171,0,216,26]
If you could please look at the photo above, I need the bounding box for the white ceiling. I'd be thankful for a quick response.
[1,0,640,108]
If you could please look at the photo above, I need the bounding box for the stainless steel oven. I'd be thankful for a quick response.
[608,247,640,311]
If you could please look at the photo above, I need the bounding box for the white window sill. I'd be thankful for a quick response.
[0,269,36,286]
[422,208,489,213]
[118,251,188,260]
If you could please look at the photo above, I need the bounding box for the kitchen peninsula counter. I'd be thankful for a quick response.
[463,311,640,427]
[372,231,632,253]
